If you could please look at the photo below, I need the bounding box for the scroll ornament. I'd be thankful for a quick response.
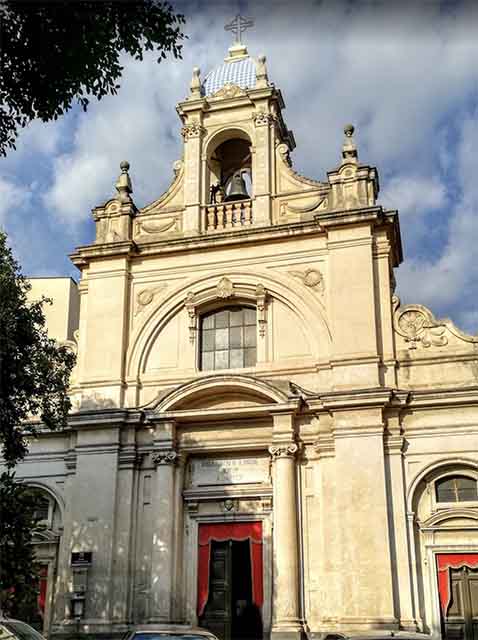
[269,443,298,459]
[393,296,448,349]
[152,450,178,466]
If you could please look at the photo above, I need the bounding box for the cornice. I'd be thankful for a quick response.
[69,220,323,267]
[407,386,478,408]
[67,408,144,429]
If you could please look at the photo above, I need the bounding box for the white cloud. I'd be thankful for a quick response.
[396,110,478,332]
[0,177,34,225]
[381,175,447,218]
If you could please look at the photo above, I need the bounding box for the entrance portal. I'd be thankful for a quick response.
[442,567,478,640]
[197,523,263,640]
[437,555,478,640]
[200,540,262,640]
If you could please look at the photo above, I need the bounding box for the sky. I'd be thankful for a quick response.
[1,0,477,334]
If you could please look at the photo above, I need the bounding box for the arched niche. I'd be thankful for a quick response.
[205,127,253,203]
[149,374,291,413]
[408,460,478,637]
[126,271,331,403]
[21,482,64,636]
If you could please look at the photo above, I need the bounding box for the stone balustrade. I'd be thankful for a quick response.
[204,199,253,231]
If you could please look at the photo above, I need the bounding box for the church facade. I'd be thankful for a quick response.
[12,40,478,640]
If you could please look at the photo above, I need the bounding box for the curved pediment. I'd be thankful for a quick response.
[146,374,295,413]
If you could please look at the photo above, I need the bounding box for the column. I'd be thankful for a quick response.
[149,448,178,622]
[269,441,303,640]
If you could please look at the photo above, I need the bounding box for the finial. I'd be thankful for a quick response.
[342,123,358,163]
[256,55,268,88]
[116,160,133,202]
[190,66,201,99]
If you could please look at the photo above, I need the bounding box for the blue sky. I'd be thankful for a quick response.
[1,0,477,333]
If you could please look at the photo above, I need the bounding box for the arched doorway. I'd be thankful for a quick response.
[411,463,478,640]
[26,486,63,636]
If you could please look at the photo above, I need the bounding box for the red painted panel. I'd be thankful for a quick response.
[197,522,263,616]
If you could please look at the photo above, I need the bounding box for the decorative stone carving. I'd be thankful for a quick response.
[252,109,275,127]
[184,281,269,342]
[181,121,206,139]
[136,217,179,235]
[173,159,183,176]
[288,268,325,296]
[269,443,298,459]
[134,285,168,316]
[152,450,178,466]
[255,283,267,337]
[216,276,234,299]
[223,499,235,512]
[393,296,448,349]
[277,143,292,167]
[210,82,246,99]
[185,291,197,343]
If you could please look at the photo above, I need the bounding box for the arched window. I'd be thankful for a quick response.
[200,306,256,371]
[435,475,478,503]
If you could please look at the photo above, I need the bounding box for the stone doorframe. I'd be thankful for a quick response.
[183,504,273,637]
[415,527,478,639]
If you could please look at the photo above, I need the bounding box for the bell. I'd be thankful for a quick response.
[225,170,249,202]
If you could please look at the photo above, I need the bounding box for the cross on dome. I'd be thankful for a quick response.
[224,14,254,44]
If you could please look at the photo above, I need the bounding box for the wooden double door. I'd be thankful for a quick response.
[199,540,262,640]
[443,567,478,640]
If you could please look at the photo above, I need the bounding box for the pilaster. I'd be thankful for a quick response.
[270,413,304,640]
[331,404,397,631]
[148,419,179,623]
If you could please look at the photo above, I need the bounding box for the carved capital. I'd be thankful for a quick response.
[252,110,275,127]
[152,450,178,466]
[269,443,298,460]
[181,121,206,139]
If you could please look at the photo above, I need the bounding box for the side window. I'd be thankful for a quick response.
[435,475,478,503]
[200,306,257,371]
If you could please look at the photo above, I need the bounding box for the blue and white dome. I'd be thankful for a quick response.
[202,47,257,97]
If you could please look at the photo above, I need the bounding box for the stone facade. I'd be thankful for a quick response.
[9,42,478,640]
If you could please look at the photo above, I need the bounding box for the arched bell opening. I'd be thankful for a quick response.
[207,133,252,204]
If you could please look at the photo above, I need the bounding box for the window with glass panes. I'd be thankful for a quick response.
[200,306,257,371]
[435,475,478,502]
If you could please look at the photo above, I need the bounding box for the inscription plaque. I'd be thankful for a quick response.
[190,456,269,486]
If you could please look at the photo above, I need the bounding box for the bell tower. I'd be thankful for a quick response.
[176,22,295,233]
